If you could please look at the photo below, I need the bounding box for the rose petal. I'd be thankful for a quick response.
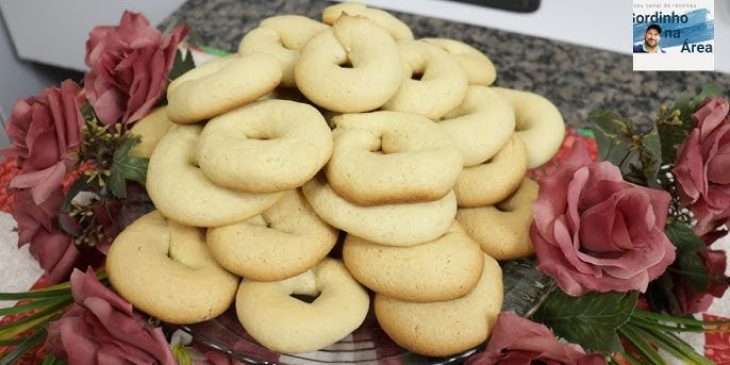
[9,162,67,204]
[693,97,730,140]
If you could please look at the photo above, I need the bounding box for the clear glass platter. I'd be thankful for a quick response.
[177,259,553,365]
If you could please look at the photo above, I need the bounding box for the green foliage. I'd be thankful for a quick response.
[0,273,107,365]
[533,290,638,353]
[168,49,196,82]
[590,111,662,187]
[656,84,724,164]
[108,136,149,198]
[665,220,709,292]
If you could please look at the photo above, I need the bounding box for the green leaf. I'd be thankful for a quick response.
[638,127,662,188]
[617,326,669,365]
[108,135,149,198]
[169,49,196,82]
[532,290,638,353]
[590,111,662,186]
[665,220,709,291]
[0,298,63,316]
[80,102,97,124]
[0,328,48,365]
[692,83,724,109]
[656,84,723,165]
[590,111,633,164]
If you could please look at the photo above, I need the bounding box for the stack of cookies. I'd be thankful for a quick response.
[105,2,567,358]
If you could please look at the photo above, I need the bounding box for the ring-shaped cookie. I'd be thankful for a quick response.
[492,87,565,168]
[294,15,402,113]
[374,254,502,357]
[343,222,484,302]
[107,211,239,324]
[207,190,339,281]
[166,53,282,124]
[302,174,457,247]
[457,178,539,260]
[454,135,528,208]
[383,41,468,120]
[236,259,369,354]
[238,16,328,87]
[322,2,414,41]
[326,111,463,206]
[422,38,496,86]
[197,99,333,193]
[147,125,283,227]
[129,106,173,158]
[438,86,515,167]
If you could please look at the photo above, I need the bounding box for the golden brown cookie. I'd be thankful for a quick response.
[457,178,539,260]
[492,87,565,168]
[326,111,463,206]
[166,54,282,124]
[107,211,239,324]
[454,135,528,208]
[302,174,457,247]
[422,38,497,86]
[197,99,332,193]
[236,258,370,353]
[146,125,283,227]
[374,254,503,357]
[322,2,414,41]
[128,106,173,158]
[295,15,402,113]
[383,40,468,120]
[343,222,484,302]
[239,15,329,87]
[438,85,515,167]
[207,190,339,281]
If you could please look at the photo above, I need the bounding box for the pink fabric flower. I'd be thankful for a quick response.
[84,11,188,126]
[674,97,730,236]
[11,188,79,284]
[45,268,176,365]
[1,80,84,205]
[531,141,676,296]
[466,312,607,365]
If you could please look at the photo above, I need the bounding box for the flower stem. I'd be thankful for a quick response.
[633,310,730,326]
[0,327,47,365]
[0,299,65,316]
[617,326,669,365]
[630,316,730,333]
[0,298,71,337]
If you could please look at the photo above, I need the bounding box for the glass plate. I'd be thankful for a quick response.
[177,259,554,365]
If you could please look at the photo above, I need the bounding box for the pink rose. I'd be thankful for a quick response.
[45,268,175,365]
[84,11,188,126]
[11,188,79,284]
[1,80,84,205]
[674,97,730,236]
[531,141,676,296]
[466,312,607,365]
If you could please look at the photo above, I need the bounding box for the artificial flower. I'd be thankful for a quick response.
[531,140,676,296]
[11,188,79,284]
[2,80,84,205]
[84,11,188,126]
[674,96,730,236]
[45,268,175,365]
[465,312,607,365]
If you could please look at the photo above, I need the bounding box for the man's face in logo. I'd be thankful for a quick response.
[644,28,660,47]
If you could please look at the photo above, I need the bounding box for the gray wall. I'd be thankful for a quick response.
[0,12,82,149]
